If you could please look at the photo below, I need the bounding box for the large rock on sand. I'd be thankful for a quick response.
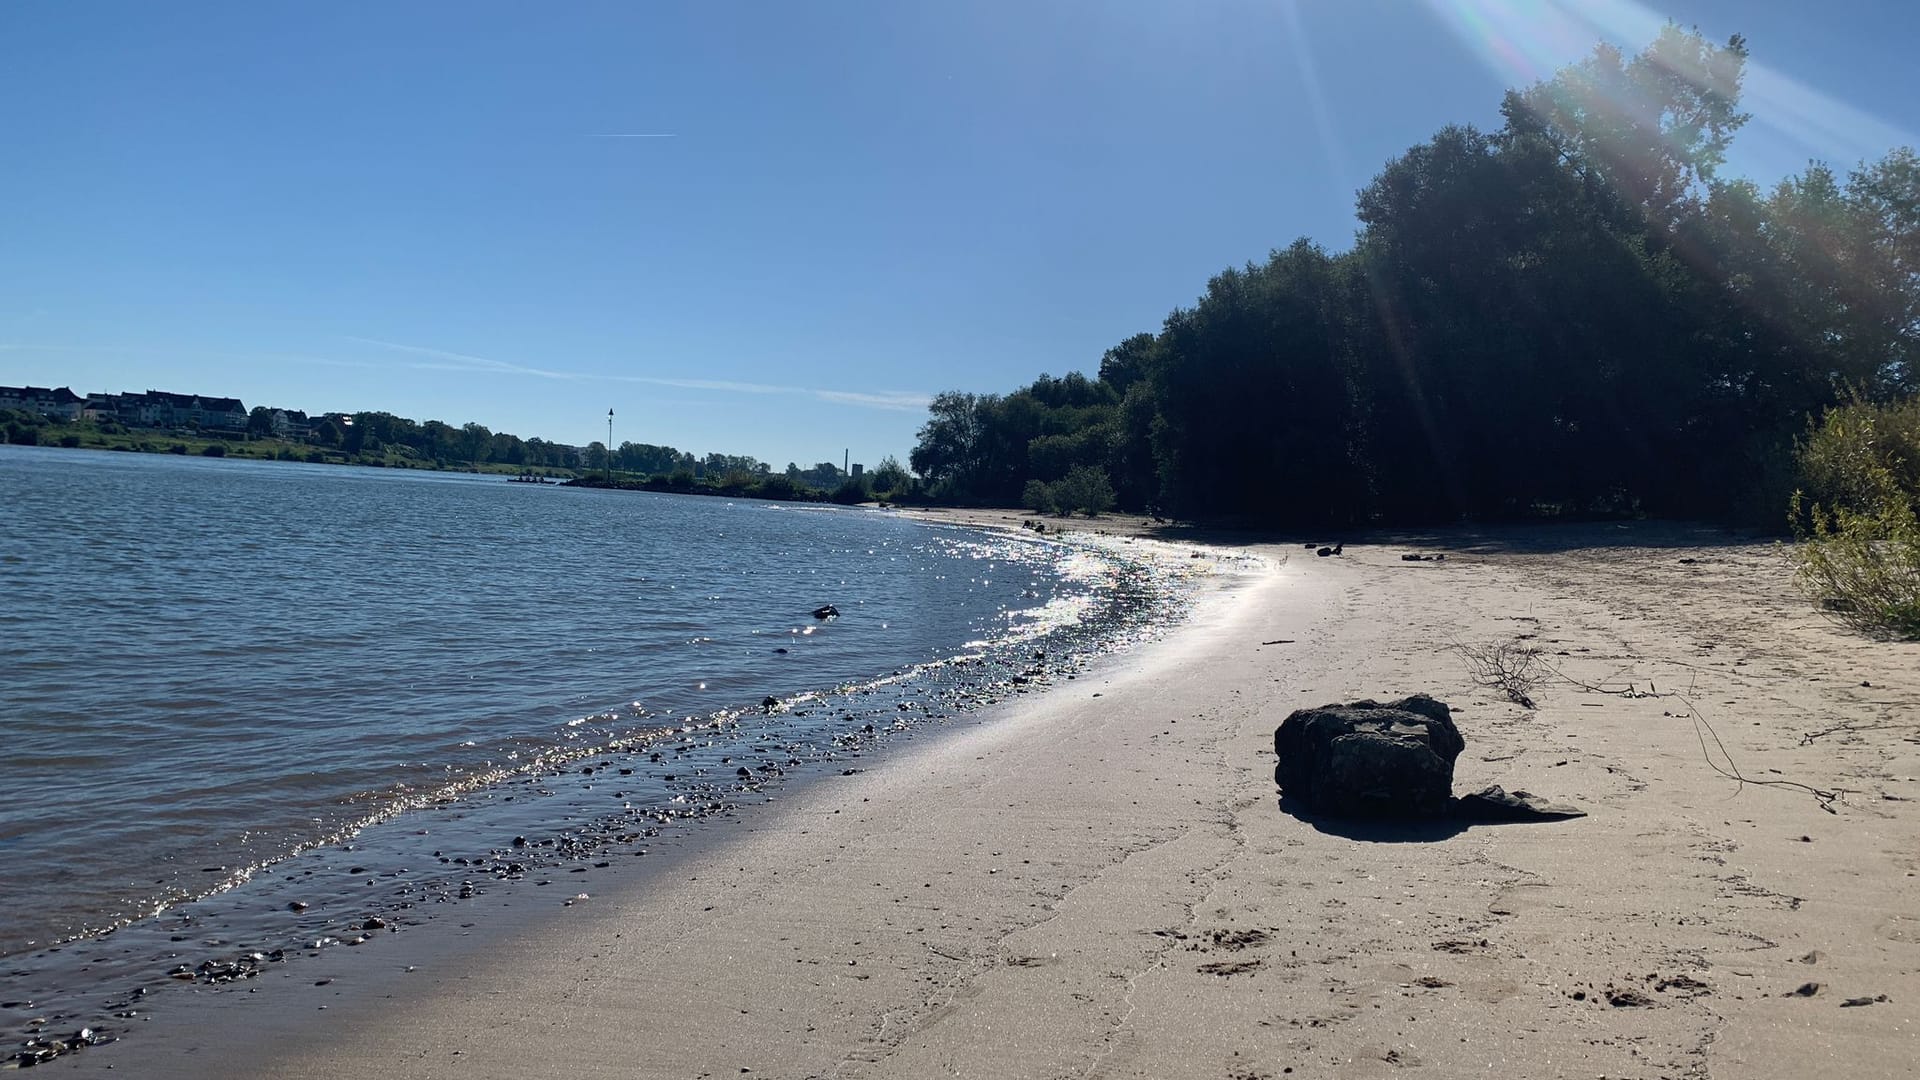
[1273,695,1464,818]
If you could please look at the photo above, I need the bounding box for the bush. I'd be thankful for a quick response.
[1796,397,1920,514]
[1022,478,1057,515]
[1790,398,1920,639]
[1019,467,1118,518]
[168,443,189,454]
[58,433,82,448]
[1054,465,1117,517]
[201,443,227,457]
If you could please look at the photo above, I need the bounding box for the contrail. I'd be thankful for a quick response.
[346,337,932,412]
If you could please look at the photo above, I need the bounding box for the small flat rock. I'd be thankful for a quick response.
[1455,785,1586,822]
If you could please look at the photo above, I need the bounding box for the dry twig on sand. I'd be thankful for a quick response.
[1449,637,1543,709]
[1535,658,1684,699]
[1681,696,1847,814]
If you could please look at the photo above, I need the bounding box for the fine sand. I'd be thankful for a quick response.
[78,518,1919,1078]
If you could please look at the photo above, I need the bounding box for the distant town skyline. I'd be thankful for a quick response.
[1,381,869,474]
[4,0,1916,466]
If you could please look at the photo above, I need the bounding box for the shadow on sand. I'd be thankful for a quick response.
[1278,795,1585,844]
[1137,518,1777,557]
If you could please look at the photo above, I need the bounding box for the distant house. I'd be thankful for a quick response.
[82,393,123,422]
[112,392,166,427]
[309,412,352,442]
[0,385,85,420]
[133,390,249,430]
[268,409,311,439]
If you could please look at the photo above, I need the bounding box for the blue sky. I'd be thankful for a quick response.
[3,1,1915,469]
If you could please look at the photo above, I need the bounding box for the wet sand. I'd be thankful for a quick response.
[71,520,1920,1078]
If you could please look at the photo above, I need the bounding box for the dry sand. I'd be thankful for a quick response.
[83,518,1919,1079]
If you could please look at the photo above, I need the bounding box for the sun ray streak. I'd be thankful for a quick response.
[1279,1,1351,197]
[1418,0,1916,166]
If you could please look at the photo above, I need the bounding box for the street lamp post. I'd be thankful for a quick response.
[606,408,614,483]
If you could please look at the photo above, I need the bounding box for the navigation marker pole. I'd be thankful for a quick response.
[607,408,614,483]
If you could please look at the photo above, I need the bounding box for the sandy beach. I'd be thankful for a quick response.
[74,517,1918,1079]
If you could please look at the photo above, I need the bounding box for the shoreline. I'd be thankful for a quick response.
[59,521,1920,1078]
[1,508,1222,1067]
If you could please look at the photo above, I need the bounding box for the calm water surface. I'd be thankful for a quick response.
[0,446,1165,956]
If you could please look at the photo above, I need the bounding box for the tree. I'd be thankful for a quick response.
[897,27,1914,530]
[870,455,909,494]
[1501,27,1750,227]
[1060,466,1117,516]
[910,391,992,495]
[247,406,276,437]
[460,422,493,466]
[1097,334,1159,395]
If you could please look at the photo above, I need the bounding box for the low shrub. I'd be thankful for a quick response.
[1022,466,1117,518]
[1022,478,1057,515]
[1790,398,1920,639]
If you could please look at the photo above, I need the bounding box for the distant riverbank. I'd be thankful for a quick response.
[4,425,907,503]
[0,421,580,478]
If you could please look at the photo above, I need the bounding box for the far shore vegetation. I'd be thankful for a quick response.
[0,407,917,506]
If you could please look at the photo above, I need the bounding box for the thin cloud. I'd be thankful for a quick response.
[348,337,931,412]
[817,389,936,410]
[345,337,578,381]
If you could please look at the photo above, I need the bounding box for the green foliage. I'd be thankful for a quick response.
[869,455,909,495]
[1021,466,1116,517]
[1021,478,1057,515]
[1790,398,1920,639]
[200,443,227,457]
[1055,465,1117,517]
[2,408,47,445]
[1796,397,1920,514]
[906,28,1916,528]
[755,474,804,501]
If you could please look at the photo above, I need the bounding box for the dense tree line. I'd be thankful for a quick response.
[910,28,1918,526]
[317,411,579,470]
[324,413,786,483]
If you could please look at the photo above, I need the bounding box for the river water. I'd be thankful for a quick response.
[0,445,1185,974]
